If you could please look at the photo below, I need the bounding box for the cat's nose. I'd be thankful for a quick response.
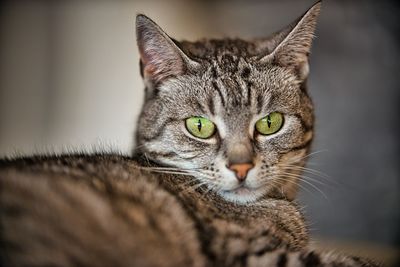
[228,163,254,182]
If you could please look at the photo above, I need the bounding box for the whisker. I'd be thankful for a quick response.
[261,171,310,195]
[277,169,338,192]
[278,171,325,188]
[179,177,200,187]
[271,176,314,196]
[265,168,318,195]
[182,181,208,195]
[278,172,328,199]
[141,169,191,176]
[274,163,342,187]
[277,164,330,179]
[285,149,328,165]
[138,166,199,172]
[139,166,216,176]
[199,184,217,201]
[278,171,329,187]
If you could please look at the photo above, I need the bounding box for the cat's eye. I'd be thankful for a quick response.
[255,112,284,135]
[185,117,215,139]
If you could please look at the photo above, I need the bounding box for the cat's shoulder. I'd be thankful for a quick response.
[0,153,137,173]
[0,153,206,267]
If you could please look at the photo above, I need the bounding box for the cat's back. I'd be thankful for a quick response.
[0,154,206,267]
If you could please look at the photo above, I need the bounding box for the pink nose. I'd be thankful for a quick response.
[228,163,254,181]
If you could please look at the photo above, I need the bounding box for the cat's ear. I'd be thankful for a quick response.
[136,14,198,88]
[259,2,321,80]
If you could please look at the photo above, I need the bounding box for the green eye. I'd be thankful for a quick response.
[185,117,215,139]
[255,112,284,135]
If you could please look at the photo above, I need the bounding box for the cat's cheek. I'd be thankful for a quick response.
[255,149,280,169]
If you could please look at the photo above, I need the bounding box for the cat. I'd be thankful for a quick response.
[0,2,380,266]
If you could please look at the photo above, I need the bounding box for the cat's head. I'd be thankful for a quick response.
[134,2,321,203]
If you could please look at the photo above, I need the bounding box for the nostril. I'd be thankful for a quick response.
[228,163,254,181]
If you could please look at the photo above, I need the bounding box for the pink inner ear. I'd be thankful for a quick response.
[136,15,193,84]
[140,55,157,77]
[143,56,183,83]
[139,42,184,83]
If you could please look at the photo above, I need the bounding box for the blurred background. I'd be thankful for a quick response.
[1,0,399,264]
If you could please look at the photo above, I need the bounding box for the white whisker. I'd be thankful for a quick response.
[277,164,330,179]
[277,172,328,199]
[285,149,328,165]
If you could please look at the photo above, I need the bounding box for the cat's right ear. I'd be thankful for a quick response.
[136,15,198,91]
[258,2,321,81]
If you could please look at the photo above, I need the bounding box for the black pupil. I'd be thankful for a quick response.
[197,119,202,132]
[267,115,272,128]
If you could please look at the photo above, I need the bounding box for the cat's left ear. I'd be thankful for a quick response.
[136,14,199,90]
[259,1,321,80]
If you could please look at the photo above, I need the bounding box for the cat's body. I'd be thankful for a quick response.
[0,154,306,267]
[0,154,376,267]
[0,2,381,266]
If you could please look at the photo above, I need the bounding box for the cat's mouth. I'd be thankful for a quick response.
[219,183,265,203]
[229,184,254,195]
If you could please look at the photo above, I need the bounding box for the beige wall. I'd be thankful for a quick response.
[0,0,214,156]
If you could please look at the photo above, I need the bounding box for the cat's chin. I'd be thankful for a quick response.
[218,186,265,204]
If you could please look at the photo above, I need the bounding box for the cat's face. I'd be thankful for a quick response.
[135,3,320,203]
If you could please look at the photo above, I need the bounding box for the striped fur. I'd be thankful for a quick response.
[135,4,317,203]
[0,2,381,267]
[0,155,379,266]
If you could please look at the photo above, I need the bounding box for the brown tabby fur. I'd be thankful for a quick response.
[0,2,380,266]
[1,154,307,266]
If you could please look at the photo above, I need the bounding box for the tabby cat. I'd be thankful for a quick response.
[0,2,380,266]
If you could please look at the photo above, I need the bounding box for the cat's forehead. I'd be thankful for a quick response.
[160,63,300,120]
[180,39,260,60]
[180,39,265,76]
[180,39,293,81]
[158,40,302,118]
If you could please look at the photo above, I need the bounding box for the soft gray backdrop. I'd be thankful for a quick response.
[1,0,399,251]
